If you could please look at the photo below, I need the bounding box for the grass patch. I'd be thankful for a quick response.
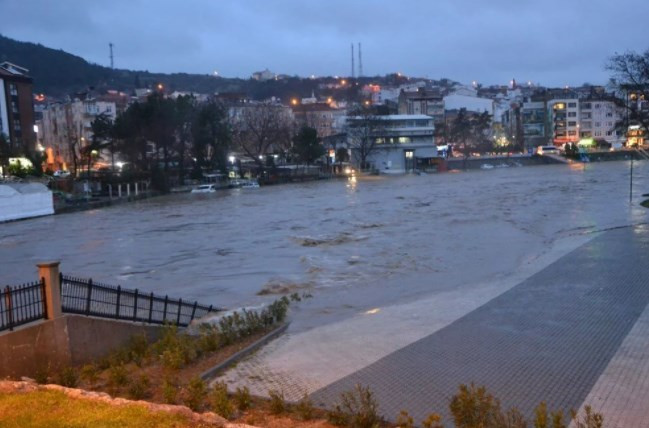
[0,389,200,428]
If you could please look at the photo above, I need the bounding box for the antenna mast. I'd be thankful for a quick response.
[358,42,363,77]
[109,43,114,69]
[351,43,355,78]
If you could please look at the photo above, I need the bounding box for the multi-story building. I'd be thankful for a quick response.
[41,96,120,171]
[398,88,445,124]
[345,114,437,173]
[291,102,345,138]
[0,62,35,155]
[548,98,622,145]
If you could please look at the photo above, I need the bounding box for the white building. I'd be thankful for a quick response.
[443,94,494,116]
[345,114,437,173]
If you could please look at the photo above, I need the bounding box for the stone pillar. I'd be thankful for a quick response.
[135,182,139,196]
[118,184,122,198]
[127,183,131,197]
[108,184,113,199]
[37,261,62,320]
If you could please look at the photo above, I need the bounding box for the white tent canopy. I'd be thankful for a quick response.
[0,183,54,222]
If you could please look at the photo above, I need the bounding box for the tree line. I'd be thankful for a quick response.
[84,93,326,190]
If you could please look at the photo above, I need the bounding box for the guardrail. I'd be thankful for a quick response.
[0,280,47,332]
[60,274,220,327]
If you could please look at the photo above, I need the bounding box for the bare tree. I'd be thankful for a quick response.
[229,102,294,170]
[345,106,385,171]
[607,50,649,135]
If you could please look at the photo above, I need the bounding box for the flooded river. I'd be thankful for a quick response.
[1,161,647,332]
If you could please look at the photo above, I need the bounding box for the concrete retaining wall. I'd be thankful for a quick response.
[0,315,162,378]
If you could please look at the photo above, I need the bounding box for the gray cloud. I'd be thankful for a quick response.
[2,0,648,86]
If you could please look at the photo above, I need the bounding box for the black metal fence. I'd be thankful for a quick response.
[0,279,47,332]
[60,274,219,326]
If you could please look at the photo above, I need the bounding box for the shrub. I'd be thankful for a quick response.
[34,366,49,384]
[449,383,501,428]
[161,348,185,371]
[396,410,414,428]
[296,393,314,421]
[128,373,151,400]
[56,367,78,388]
[268,389,286,415]
[184,376,207,411]
[126,333,149,366]
[210,382,235,419]
[571,406,604,428]
[107,364,129,389]
[80,364,99,387]
[328,384,381,428]
[421,413,443,428]
[233,386,252,411]
[162,377,178,404]
[197,324,221,354]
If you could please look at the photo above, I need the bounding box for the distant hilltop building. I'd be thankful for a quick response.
[251,69,276,81]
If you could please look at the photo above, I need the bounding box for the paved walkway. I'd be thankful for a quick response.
[220,225,649,426]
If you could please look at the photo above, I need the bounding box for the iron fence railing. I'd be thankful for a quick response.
[60,274,219,326]
[0,279,47,332]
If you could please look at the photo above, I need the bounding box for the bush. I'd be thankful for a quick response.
[128,373,151,400]
[80,364,99,387]
[449,383,501,428]
[56,367,78,388]
[396,410,414,428]
[210,382,235,419]
[296,393,314,421]
[328,384,381,428]
[571,406,604,428]
[126,333,149,366]
[107,364,129,389]
[162,377,178,404]
[421,413,443,428]
[184,376,207,411]
[268,389,286,415]
[34,366,49,384]
[233,386,252,411]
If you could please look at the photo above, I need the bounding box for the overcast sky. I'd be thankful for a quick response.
[2,0,649,87]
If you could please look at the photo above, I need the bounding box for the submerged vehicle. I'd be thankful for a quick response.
[191,184,217,193]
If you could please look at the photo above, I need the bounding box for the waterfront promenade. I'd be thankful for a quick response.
[219,224,649,427]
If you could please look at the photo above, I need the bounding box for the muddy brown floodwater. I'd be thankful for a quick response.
[1,161,647,332]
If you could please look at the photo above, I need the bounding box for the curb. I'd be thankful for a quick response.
[200,322,289,381]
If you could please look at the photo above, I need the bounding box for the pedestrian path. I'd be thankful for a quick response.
[309,225,649,423]
[219,225,649,425]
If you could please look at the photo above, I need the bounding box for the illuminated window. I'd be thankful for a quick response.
[554,103,566,110]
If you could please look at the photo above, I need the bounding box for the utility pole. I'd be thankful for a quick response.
[109,43,114,69]
[630,154,634,203]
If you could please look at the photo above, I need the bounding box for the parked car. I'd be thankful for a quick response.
[536,145,560,156]
[53,170,71,178]
[191,184,217,193]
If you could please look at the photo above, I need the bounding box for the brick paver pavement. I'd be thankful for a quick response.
[310,225,649,424]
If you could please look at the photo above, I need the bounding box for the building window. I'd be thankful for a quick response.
[568,112,576,117]
[568,102,577,108]
[568,121,576,126]
[582,103,591,109]
[595,122,601,127]
[595,104,601,109]
[398,137,411,144]
[568,130,576,136]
